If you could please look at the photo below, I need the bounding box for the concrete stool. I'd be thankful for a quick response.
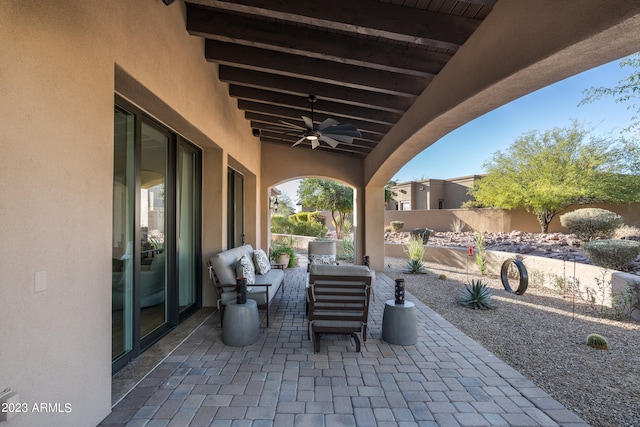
[382,300,417,345]
[222,300,260,346]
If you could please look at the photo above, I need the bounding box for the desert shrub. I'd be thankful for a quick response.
[475,233,487,275]
[583,239,640,271]
[404,234,426,273]
[390,221,404,232]
[613,224,640,240]
[410,228,431,244]
[291,221,326,238]
[270,214,294,234]
[450,217,466,232]
[560,208,624,241]
[308,211,325,225]
[290,212,309,222]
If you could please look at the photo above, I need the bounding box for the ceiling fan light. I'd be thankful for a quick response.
[306,135,318,140]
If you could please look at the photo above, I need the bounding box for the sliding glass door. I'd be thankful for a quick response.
[112,99,201,372]
[112,107,135,361]
[139,123,169,340]
[177,143,199,313]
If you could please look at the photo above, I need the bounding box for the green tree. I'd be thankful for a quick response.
[384,180,397,205]
[298,178,353,239]
[465,122,640,232]
[580,53,640,132]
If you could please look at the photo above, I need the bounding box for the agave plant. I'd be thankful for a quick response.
[404,258,426,274]
[459,279,494,310]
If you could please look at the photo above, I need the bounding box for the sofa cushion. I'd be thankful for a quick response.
[236,254,256,284]
[253,249,271,275]
[210,245,254,285]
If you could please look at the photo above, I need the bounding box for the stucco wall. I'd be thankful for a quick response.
[385,203,640,234]
[0,1,256,425]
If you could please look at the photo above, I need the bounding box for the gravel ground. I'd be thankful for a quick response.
[385,257,640,427]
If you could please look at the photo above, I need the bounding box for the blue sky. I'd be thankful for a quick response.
[393,55,637,182]
[277,53,637,202]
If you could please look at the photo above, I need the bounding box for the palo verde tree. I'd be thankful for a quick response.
[580,52,640,133]
[297,178,353,239]
[465,121,640,233]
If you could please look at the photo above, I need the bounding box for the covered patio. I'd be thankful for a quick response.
[3,1,640,426]
[101,259,586,426]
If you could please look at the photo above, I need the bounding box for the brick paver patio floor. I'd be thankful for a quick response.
[101,260,587,426]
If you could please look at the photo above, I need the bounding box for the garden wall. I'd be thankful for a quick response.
[385,203,640,233]
[385,243,640,320]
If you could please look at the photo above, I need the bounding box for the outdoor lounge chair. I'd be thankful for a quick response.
[306,274,372,352]
[307,240,338,271]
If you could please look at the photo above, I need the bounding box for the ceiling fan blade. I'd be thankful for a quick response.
[317,118,339,130]
[322,133,354,144]
[322,123,362,138]
[302,116,314,130]
[276,120,306,130]
[291,136,306,147]
[319,135,341,148]
[311,139,320,149]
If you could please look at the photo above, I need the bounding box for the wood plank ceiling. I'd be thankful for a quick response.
[186,0,496,158]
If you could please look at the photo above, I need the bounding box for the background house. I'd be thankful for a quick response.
[386,175,481,210]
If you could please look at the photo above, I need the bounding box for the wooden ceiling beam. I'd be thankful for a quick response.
[245,112,391,136]
[229,86,403,125]
[194,0,483,50]
[239,99,392,131]
[205,40,430,96]
[219,66,413,113]
[187,3,449,77]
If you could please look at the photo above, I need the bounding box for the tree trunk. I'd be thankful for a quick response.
[330,210,342,239]
[536,210,555,233]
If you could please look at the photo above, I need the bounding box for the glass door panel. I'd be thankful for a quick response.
[177,144,197,312]
[139,122,168,339]
[227,169,244,248]
[112,107,135,362]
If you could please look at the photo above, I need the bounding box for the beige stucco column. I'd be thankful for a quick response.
[363,183,385,271]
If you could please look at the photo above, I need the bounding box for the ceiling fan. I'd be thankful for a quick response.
[277,95,362,149]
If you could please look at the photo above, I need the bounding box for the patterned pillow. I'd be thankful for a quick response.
[236,254,255,284]
[253,249,271,275]
[309,254,336,265]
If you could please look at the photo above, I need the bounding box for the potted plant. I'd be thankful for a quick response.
[270,242,296,268]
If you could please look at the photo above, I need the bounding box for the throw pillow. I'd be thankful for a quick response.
[309,254,336,265]
[236,254,256,284]
[253,249,271,275]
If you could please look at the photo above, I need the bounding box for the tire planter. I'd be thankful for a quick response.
[500,258,529,295]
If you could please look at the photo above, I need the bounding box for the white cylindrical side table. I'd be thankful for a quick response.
[382,300,417,345]
[222,299,260,346]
